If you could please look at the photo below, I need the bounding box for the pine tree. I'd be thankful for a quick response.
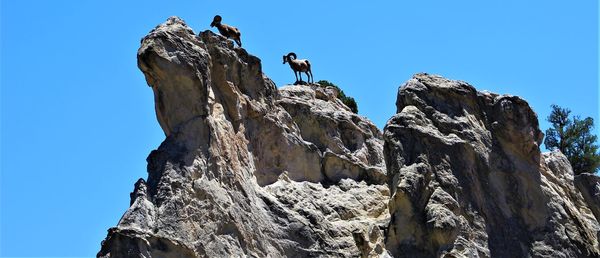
[544,105,600,174]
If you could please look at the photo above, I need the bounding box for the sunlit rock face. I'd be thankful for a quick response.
[383,73,600,257]
[98,17,389,258]
[98,16,600,258]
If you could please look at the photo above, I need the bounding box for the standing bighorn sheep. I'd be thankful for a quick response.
[283,52,313,84]
[210,15,242,47]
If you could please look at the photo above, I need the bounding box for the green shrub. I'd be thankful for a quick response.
[316,80,358,113]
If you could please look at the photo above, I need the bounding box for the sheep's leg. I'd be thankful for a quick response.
[294,71,299,84]
[305,72,311,84]
[299,72,303,83]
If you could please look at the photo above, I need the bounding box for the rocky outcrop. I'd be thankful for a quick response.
[100,16,600,258]
[98,17,388,257]
[277,85,386,185]
[383,74,600,257]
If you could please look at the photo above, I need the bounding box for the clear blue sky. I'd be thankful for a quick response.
[1,0,597,256]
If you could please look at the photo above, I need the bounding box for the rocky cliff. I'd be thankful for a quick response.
[98,17,388,257]
[384,74,600,257]
[99,17,600,257]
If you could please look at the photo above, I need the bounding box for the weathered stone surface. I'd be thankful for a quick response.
[98,17,388,257]
[100,16,600,258]
[575,173,600,222]
[278,85,386,185]
[383,73,600,257]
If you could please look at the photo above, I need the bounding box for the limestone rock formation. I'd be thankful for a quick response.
[383,73,600,257]
[99,16,600,258]
[98,17,388,257]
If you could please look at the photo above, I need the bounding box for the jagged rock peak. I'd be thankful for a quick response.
[384,73,600,257]
[137,16,276,138]
[99,17,389,257]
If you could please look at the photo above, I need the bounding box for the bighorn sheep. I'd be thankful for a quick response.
[283,52,313,84]
[210,15,242,47]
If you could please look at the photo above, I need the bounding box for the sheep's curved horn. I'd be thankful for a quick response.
[287,52,297,60]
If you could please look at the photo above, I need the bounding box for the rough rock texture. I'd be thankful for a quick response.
[575,173,600,222]
[100,17,600,258]
[277,85,386,185]
[98,17,388,257]
[383,73,600,257]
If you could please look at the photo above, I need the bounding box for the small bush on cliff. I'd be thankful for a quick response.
[317,80,358,113]
[544,104,600,174]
